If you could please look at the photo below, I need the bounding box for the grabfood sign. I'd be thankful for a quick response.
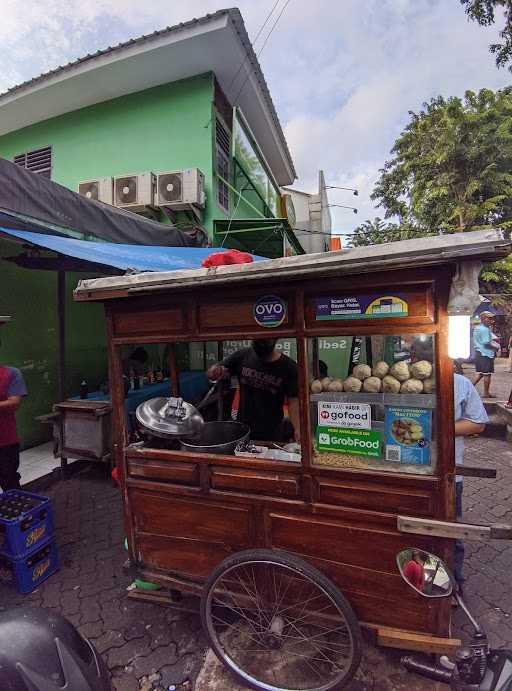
[253,295,287,328]
[317,427,382,459]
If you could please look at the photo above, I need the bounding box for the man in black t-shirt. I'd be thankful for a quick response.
[208,339,300,443]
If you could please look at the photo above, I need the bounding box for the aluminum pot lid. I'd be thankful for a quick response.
[136,397,204,439]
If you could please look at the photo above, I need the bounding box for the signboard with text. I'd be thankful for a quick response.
[316,427,382,458]
[315,294,408,321]
[317,402,371,430]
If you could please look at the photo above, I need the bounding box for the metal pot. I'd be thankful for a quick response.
[180,421,250,455]
[136,397,204,439]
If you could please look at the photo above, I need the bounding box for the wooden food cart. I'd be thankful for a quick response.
[75,230,510,691]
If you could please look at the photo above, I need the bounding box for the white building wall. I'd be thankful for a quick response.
[282,170,332,254]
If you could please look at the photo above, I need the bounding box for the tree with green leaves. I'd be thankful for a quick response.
[349,218,432,247]
[480,255,512,292]
[461,1,512,71]
[372,88,512,233]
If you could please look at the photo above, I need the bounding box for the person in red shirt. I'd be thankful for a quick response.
[403,550,425,592]
[0,319,28,490]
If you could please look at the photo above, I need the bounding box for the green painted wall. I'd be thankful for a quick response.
[0,71,284,246]
[0,74,219,234]
[0,72,285,447]
[0,239,107,448]
[0,75,216,448]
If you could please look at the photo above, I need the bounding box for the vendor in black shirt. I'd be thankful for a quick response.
[208,339,300,443]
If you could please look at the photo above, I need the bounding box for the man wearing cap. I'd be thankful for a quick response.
[0,318,27,490]
[473,311,499,398]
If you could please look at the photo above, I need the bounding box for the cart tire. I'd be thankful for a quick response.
[201,548,362,691]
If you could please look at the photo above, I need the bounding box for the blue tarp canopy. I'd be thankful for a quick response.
[0,228,263,272]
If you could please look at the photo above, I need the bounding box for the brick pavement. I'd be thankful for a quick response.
[463,358,512,401]
[451,435,512,649]
[0,431,509,690]
[0,466,207,691]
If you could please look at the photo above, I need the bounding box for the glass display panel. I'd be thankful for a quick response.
[233,109,280,216]
[308,334,436,475]
[127,339,302,461]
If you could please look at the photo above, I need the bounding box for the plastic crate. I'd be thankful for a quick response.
[0,490,54,559]
[0,539,59,594]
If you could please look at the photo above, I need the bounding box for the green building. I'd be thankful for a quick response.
[0,8,301,447]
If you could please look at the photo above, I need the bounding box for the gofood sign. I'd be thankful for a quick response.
[253,295,287,328]
[318,402,371,430]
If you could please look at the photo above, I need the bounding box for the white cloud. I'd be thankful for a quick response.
[0,0,510,234]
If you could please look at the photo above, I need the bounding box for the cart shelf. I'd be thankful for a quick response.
[310,392,436,409]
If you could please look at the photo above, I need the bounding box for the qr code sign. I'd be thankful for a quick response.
[386,445,401,462]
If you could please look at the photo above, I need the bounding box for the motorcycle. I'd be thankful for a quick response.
[396,548,512,690]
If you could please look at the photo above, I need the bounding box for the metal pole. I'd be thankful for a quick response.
[57,269,66,401]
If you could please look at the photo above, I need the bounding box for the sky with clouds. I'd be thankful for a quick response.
[1,0,510,234]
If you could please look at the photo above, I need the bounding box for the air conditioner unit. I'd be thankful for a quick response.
[113,172,155,212]
[78,178,113,205]
[154,168,205,210]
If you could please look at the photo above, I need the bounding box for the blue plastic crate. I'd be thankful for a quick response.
[0,490,54,559]
[0,539,59,594]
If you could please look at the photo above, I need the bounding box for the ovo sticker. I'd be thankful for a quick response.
[253,295,287,328]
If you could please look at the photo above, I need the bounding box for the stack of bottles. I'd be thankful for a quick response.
[128,363,164,391]
[0,490,59,593]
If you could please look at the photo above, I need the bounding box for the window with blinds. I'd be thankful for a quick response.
[14,146,52,178]
[215,119,231,212]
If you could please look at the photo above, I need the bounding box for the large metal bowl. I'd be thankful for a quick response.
[180,421,250,455]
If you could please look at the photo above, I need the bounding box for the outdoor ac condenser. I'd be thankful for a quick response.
[113,172,155,212]
[154,168,206,210]
[78,178,113,205]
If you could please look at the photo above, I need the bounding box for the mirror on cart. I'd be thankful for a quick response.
[396,549,452,598]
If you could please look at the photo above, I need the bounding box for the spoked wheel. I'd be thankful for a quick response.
[200,549,362,691]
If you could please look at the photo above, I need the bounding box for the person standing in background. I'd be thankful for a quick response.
[453,372,488,595]
[507,334,512,373]
[0,318,28,490]
[473,312,499,398]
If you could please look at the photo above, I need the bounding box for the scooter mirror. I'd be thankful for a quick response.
[396,549,453,598]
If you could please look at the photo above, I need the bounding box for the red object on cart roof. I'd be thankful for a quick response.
[202,249,254,268]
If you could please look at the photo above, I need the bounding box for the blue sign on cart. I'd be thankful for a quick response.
[315,293,409,320]
[384,407,432,465]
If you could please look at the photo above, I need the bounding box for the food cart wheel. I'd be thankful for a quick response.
[200,548,362,691]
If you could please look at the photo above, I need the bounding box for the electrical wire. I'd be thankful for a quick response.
[253,225,285,254]
[232,0,293,104]
[203,0,283,129]
[292,225,445,238]
[225,0,282,95]
[221,186,245,247]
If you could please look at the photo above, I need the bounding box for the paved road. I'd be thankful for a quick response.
[0,432,509,690]
[463,358,512,401]
[452,434,512,649]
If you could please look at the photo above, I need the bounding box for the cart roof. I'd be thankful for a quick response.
[74,229,511,302]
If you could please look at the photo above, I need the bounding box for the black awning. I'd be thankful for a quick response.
[0,157,206,247]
